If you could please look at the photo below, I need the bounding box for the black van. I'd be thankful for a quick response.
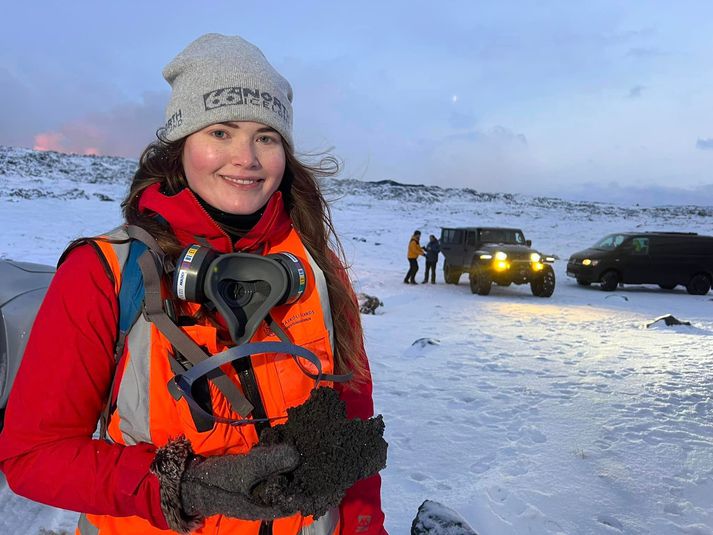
[566,232,713,294]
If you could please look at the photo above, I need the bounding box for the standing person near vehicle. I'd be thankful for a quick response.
[0,34,386,535]
[422,234,440,284]
[404,230,425,284]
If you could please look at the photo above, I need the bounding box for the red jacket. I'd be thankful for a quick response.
[0,184,386,534]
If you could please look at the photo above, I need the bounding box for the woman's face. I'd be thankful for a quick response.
[182,121,286,214]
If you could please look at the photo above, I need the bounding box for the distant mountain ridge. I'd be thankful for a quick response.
[1,145,711,219]
[0,145,136,185]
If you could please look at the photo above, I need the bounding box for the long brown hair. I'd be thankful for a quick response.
[121,133,368,382]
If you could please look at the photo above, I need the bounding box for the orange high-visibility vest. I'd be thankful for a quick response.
[76,226,340,535]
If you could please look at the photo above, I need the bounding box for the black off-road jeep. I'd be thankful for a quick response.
[440,227,556,297]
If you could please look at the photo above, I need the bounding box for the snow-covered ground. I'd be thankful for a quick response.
[1,149,712,534]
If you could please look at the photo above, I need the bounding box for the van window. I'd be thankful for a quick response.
[593,234,627,250]
[442,229,464,245]
[631,237,649,255]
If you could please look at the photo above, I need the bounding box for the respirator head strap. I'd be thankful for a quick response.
[171,341,325,426]
[265,314,354,384]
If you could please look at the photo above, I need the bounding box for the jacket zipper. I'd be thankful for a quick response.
[232,356,272,535]
[194,199,272,532]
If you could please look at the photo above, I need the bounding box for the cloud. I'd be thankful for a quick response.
[0,67,45,146]
[448,110,478,130]
[556,181,713,206]
[404,125,533,192]
[696,138,713,151]
[627,85,645,98]
[31,92,166,157]
[441,125,527,146]
[626,47,664,59]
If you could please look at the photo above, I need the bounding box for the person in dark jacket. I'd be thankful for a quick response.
[422,235,440,284]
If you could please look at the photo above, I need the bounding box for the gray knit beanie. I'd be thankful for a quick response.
[162,33,293,147]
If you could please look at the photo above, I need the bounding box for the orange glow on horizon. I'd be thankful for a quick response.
[33,132,64,152]
[33,132,102,156]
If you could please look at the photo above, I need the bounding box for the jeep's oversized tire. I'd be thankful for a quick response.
[531,265,555,297]
[599,270,619,291]
[470,268,492,295]
[443,263,461,285]
[686,273,711,295]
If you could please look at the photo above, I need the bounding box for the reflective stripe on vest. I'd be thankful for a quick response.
[304,248,333,354]
[95,227,155,445]
[299,508,339,535]
[76,513,99,535]
[85,226,340,534]
[115,315,153,444]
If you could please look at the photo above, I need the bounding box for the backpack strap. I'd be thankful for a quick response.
[116,239,149,357]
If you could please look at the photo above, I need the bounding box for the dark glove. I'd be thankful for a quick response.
[181,443,301,519]
[151,436,301,533]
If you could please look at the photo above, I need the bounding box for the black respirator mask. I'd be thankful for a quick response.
[173,244,307,345]
[164,243,350,426]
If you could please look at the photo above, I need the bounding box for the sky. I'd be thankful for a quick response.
[2,1,713,204]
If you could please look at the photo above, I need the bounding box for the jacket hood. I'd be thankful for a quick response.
[137,183,293,254]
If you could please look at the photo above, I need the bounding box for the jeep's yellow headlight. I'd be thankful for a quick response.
[532,262,544,271]
[530,253,541,262]
[494,260,509,271]
[582,258,592,266]
[494,251,508,260]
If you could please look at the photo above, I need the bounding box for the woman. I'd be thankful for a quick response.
[0,34,386,535]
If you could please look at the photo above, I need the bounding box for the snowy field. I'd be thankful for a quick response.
[1,160,713,534]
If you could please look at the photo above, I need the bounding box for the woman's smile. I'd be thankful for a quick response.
[183,121,286,214]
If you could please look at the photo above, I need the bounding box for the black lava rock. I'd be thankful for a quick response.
[253,387,387,518]
[411,500,478,535]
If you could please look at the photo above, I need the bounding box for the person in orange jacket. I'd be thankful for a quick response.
[404,230,426,284]
[0,34,387,535]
